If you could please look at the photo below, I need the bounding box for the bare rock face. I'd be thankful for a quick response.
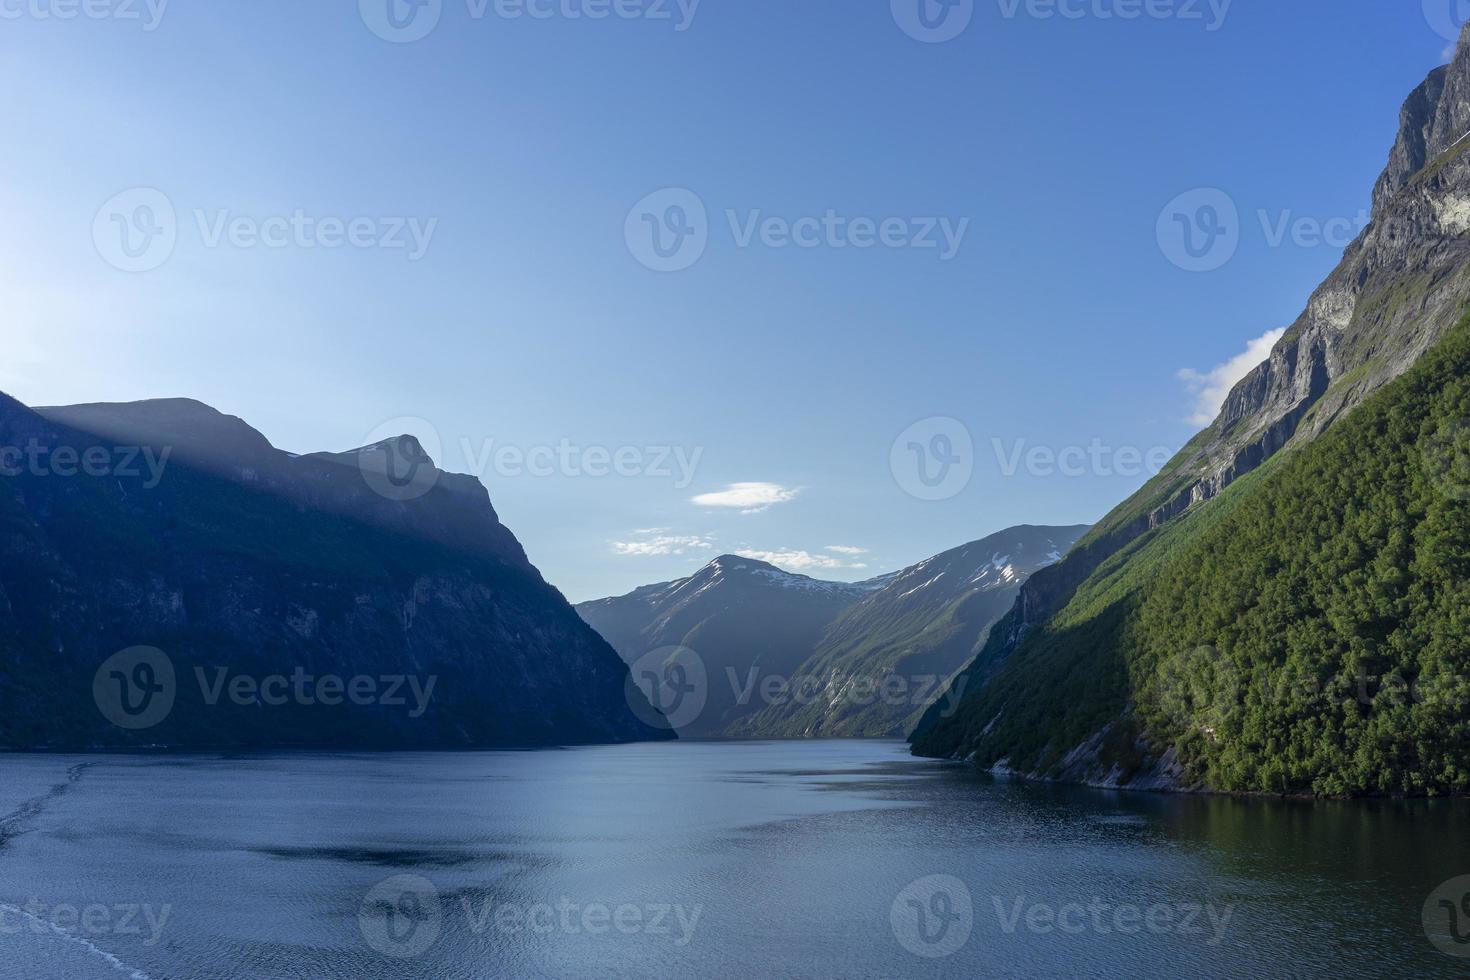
[0,393,671,749]
[1374,28,1470,217]
[1372,65,1451,217]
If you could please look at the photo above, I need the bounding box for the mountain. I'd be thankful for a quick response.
[730,525,1089,738]
[0,394,671,749]
[577,555,874,738]
[577,525,1088,739]
[912,31,1470,797]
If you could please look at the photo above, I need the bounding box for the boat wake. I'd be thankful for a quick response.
[0,762,157,979]
[0,761,96,851]
[0,902,155,980]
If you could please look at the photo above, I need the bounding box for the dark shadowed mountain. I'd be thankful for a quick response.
[577,525,1089,739]
[0,394,670,749]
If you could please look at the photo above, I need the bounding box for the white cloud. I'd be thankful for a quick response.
[1178,328,1286,427]
[736,549,869,573]
[691,482,799,514]
[613,532,716,557]
[825,545,868,555]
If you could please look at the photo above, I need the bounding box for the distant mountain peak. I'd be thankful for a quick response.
[577,524,1091,739]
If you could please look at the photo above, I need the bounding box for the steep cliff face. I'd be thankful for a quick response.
[1372,65,1451,217]
[912,31,1470,792]
[0,394,670,749]
[1141,48,1470,536]
[931,33,1470,696]
[1372,38,1470,217]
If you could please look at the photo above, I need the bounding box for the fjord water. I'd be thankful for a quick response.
[0,742,1461,979]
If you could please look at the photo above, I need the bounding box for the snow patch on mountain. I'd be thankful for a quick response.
[898,572,946,600]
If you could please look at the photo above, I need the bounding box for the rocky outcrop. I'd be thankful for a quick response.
[1141,54,1470,544]
[1372,65,1451,217]
[985,728,1193,794]
[1373,31,1470,217]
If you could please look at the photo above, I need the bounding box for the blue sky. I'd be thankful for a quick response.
[0,1,1459,601]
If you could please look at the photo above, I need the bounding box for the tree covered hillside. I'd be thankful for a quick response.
[914,314,1470,797]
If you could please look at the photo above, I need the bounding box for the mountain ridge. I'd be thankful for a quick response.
[732,524,1089,738]
[579,524,1089,739]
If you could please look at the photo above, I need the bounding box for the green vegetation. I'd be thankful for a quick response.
[914,313,1470,797]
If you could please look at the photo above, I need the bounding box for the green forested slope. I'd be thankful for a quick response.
[913,315,1470,797]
